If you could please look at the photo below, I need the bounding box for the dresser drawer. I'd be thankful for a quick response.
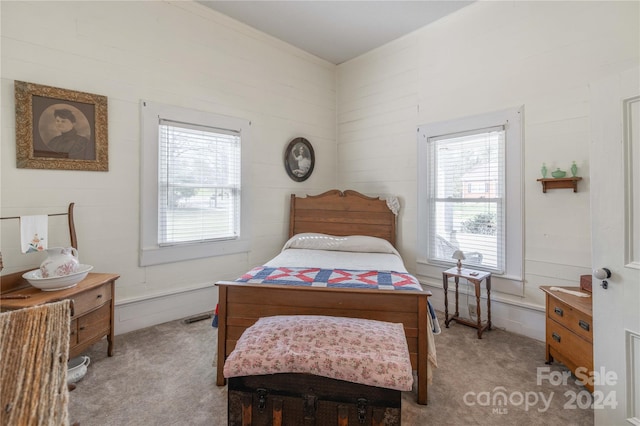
[547,296,592,342]
[71,282,112,318]
[77,303,111,343]
[69,318,78,347]
[546,318,593,372]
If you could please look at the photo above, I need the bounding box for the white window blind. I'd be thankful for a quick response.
[158,119,241,246]
[427,126,505,272]
[141,101,250,266]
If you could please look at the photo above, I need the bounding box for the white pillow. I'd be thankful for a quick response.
[283,233,399,256]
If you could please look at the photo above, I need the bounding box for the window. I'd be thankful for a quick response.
[428,126,505,270]
[140,101,251,266]
[417,107,523,294]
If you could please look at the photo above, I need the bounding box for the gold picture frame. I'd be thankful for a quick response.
[15,80,108,171]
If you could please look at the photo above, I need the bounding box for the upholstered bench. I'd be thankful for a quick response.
[224,315,413,426]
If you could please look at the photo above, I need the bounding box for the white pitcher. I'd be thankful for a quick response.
[40,247,79,278]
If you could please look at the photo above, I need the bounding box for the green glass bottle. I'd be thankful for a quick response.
[571,161,578,177]
[541,163,548,178]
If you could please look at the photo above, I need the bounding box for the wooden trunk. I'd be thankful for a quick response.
[216,282,430,405]
[228,374,401,426]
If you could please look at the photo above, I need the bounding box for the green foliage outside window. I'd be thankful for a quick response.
[461,213,496,235]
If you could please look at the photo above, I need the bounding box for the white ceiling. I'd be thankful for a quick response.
[198,1,474,64]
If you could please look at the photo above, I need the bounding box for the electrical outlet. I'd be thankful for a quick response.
[468,304,477,318]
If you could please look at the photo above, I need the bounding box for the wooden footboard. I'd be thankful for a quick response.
[216,282,431,405]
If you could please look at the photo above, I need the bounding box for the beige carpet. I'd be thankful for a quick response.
[68,314,594,425]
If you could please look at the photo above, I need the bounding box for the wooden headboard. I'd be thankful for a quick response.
[288,189,397,246]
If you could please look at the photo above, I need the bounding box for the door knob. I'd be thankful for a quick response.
[593,267,612,289]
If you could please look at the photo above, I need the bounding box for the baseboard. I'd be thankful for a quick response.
[424,282,546,342]
[113,284,218,335]
[111,280,545,342]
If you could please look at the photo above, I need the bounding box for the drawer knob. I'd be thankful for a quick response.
[554,307,564,317]
[552,332,561,343]
[97,294,103,299]
[579,320,590,331]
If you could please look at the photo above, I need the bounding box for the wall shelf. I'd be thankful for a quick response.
[536,177,582,193]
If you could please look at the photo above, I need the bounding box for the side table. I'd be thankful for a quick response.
[1,272,119,358]
[442,267,492,339]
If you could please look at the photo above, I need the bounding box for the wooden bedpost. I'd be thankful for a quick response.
[417,296,429,404]
[216,284,228,386]
[288,194,296,238]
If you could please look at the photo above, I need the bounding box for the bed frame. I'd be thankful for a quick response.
[216,190,431,405]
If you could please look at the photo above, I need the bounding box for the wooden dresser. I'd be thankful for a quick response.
[1,273,119,359]
[540,285,593,392]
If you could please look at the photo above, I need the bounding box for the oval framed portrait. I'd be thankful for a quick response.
[284,137,315,182]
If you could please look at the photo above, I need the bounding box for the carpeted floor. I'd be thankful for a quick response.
[68,314,594,425]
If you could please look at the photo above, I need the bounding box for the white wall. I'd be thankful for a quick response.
[0,1,337,333]
[336,1,639,339]
[2,1,638,340]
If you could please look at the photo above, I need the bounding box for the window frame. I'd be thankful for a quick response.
[417,106,524,295]
[140,100,251,266]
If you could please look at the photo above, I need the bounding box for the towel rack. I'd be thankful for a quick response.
[1,203,77,294]
[0,203,77,249]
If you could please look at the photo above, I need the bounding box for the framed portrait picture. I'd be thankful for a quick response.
[284,137,314,182]
[15,80,108,171]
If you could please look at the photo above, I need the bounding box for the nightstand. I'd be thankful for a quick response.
[442,267,492,339]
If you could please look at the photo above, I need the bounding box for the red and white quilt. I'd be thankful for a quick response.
[236,266,423,291]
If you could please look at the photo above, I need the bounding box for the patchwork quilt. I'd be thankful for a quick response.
[236,266,423,291]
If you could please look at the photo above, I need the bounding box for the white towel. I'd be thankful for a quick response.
[20,215,48,253]
[550,286,591,298]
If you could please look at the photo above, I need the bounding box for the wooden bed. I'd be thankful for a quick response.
[215,190,432,405]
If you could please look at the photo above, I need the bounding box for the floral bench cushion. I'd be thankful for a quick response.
[223,315,413,391]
